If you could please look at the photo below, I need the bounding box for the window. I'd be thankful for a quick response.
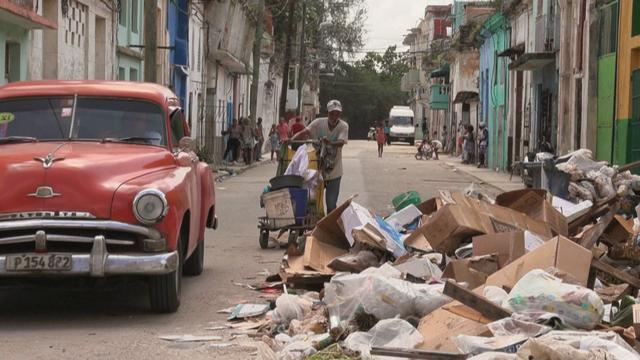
[169,110,186,146]
[119,0,127,26]
[131,0,139,33]
[600,2,619,56]
[130,68,138,81]
[118,67,126,80]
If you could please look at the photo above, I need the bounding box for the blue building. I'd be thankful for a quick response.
[168,0,189,109]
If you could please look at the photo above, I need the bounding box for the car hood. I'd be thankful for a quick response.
[0,142,176,219]
[390,125,414,135]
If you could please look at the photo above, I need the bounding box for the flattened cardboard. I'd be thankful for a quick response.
[485,236,592,288]
[473,232,526,268]
[417,308,490,353]
[280,255,333,288]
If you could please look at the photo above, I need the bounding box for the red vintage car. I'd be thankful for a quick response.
[0,81,217,313]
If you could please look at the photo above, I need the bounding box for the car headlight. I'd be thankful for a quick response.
[133,189,168,225]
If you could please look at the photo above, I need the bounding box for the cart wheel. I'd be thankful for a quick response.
[259,230,270,249]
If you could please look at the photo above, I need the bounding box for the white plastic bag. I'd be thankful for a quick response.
[272,294,313,326]
[324,272,450,326]
[502,269,604,329]
[344,318,423,360]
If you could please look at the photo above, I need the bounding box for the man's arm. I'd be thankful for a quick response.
[289,127,311,142]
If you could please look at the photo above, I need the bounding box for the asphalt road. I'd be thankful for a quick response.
[0,140,499,359]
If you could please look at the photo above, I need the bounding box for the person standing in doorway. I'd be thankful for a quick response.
[375,120,386,158]
[255,117,264,161]
[463,124,475,164]
[289,99,349,213]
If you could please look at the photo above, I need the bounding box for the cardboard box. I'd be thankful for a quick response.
[442,254,499,289]
[416,307,490,353]
[602,215,635,246]
[416,197,441,216]
[485,236,592,289]
[472,231,546,268]
[404,204,486,255]
[303,236,348,273]
[495,189,568,236]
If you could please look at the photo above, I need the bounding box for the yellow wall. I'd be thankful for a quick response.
[618,0,635,120]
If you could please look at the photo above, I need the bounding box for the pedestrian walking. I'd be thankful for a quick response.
[222,118,241,165]
[478,122,488,168]
[276,116,289,144]
[457,124,464,157]
[268,124,279,161]
[289,99,349,213]
[255,117,264,161]
[375,120,386,158]
[384,120,391,145]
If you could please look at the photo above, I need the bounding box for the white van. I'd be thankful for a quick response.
[388,106,416,145]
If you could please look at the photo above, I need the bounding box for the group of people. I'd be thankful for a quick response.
[222,117,266,165]
[456,123,488,168]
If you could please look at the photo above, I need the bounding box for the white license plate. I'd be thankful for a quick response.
[398,137,406,142]
[6,253,72,271]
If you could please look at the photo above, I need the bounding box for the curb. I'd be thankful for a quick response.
[214,159,272,182]
[441,161,508,194]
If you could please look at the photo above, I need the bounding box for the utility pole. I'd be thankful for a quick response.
[143,0,158,83]
[249,0,265,127]
[296,0,306,117]
[278,0,297,118]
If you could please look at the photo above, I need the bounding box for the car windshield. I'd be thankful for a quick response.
[0,97,166,146]
[391,116,413,126]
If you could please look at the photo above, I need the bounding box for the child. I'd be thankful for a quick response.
[375,121,386,157]
[268,124,279,161]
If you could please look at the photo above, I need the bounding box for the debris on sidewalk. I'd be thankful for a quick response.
[159,334,224,342]
[253,156,640,358]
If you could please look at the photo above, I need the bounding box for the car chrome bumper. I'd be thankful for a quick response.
[0,236,177,277]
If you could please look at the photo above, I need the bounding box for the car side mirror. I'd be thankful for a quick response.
[178,137,196,152]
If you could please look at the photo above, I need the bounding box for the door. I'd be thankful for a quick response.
[629,69,640,169]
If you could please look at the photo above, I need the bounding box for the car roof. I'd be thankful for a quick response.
[0,80,180,107]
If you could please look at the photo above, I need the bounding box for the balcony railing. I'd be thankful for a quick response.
[401,69,421,92]
[430,84,449,109]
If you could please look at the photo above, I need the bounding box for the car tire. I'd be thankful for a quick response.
[409,139,415,146]
[149,235,183,313]
[183,239,204,276]
[259,230,269,249]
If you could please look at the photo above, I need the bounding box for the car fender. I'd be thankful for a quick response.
[111,167,195,252]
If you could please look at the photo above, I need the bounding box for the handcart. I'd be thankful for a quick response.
[258,140,326,249]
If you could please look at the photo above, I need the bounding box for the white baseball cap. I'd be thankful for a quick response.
[327,99,342,113]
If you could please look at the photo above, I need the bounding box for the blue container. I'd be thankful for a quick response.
[288,188,309,225]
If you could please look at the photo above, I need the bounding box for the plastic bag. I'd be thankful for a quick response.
[502,269,604,329]
[324,272,450,330]
[483,286,509,306]
[272,294,313,326]
[343,318,423,360]
[517,330,640,360]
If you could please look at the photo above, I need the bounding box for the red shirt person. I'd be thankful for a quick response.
[290,116,305,136]
[276,117,289,144]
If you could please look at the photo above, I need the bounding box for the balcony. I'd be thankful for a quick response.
[430,84,449,110]
[401,69,420,92]
[0,0,56,29]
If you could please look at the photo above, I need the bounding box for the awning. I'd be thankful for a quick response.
[509,52,555,71]
[497,44,525,58]
[0,0,56,29]
[430,64,450,78]
[453,91,479,104]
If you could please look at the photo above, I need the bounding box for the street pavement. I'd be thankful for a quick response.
[0,140,523,359]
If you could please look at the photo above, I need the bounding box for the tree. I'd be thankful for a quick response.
[319,46,408,138]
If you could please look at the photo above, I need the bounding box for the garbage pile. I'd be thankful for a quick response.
[240,150,640,359]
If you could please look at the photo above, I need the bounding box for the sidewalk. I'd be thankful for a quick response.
[214,154,274,182]
[440,154,524,193]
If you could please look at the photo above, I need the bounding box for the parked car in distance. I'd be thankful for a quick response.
[0,81,217,313]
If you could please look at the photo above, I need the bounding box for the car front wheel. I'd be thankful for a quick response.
[183,239,204,276]
[149,235,183,313]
